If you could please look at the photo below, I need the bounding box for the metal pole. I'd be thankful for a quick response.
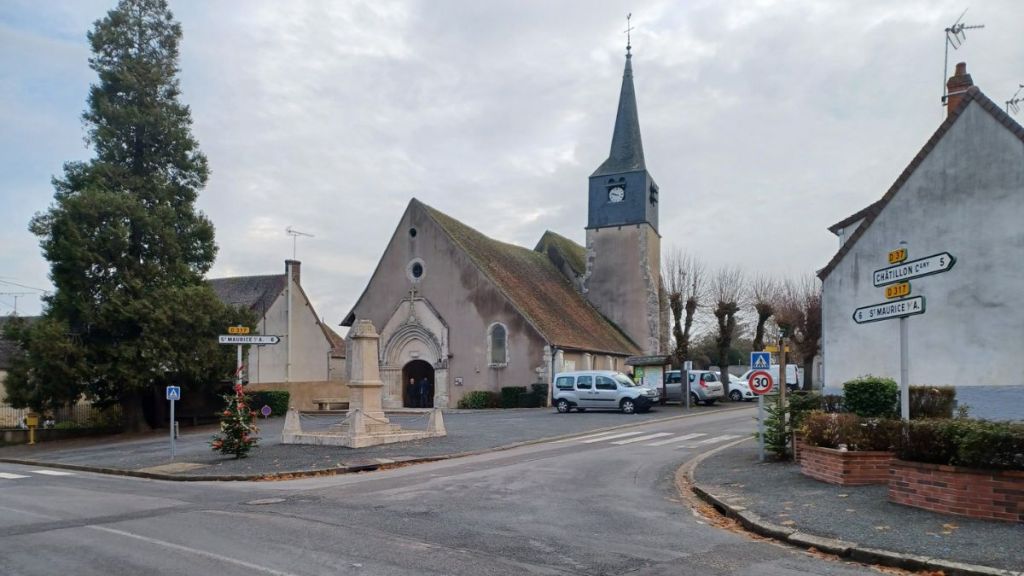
[683,361,692,409]
[170,399,176,459]
[236,344,243,386]
[900,316,910,420]
[758,395,765,462]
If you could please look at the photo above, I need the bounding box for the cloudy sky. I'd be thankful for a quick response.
[2,0,1022,333]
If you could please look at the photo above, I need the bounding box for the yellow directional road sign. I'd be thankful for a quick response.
[228,326,250,335]
[885,282,911,299]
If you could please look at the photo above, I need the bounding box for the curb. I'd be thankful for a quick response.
[0,404,754,482]
[685,441,1022,576]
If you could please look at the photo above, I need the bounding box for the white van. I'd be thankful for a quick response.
[552,371,660,414]
[736,364,801,392]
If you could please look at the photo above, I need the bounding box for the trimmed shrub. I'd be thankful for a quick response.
[249,390,290,416]
[898,418,1024,470]
[908,386,956,419]
[802,411,899,451]
[500,386,528,409]
[457,391,500,409]
[530,383,549,407]
[518,393,540,408]
[788,391,821,429]
[843,376,898,418]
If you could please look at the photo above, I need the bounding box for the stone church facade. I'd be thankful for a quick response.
[342,46,667,408]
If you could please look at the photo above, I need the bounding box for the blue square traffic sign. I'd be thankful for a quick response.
[750,352,771,370]
[165,386,181,401]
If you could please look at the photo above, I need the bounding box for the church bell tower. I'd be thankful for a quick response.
[582,41,665,355]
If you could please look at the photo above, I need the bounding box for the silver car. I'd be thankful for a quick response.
[664,370,725,405]
[553,371,660,414]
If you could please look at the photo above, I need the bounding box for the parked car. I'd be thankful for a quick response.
[725,376,756,402]
[663,370,725,405]
[553,371,660,414]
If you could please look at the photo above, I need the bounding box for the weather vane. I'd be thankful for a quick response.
[624,13,634,52]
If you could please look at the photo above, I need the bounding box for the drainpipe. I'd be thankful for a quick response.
[548,345,558,408]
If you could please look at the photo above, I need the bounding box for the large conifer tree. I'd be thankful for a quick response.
[7,0,250,430]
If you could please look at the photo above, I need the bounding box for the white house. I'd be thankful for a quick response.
[209,260,346,408]
[819,63,1024,389]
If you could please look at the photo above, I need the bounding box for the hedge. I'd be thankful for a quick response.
[249,390,290,416]
[843,376,898,418]
[457,391,500,409]
[500,386,528,408]
[801,411,899,452]
[897,418,1024,470]
[908,386,956,419]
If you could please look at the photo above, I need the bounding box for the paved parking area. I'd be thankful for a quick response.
[0,403,749,478]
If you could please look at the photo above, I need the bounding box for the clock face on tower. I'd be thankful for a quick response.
[607,186,625,203]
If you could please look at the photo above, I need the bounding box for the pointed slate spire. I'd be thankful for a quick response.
[592,47,646,176]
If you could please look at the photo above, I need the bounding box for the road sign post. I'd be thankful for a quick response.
[166,386,181,459]
[683,360,693,409]
[750,353,775,462]
[218,333,281,388]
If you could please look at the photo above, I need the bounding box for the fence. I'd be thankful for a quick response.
[0,402,122,429]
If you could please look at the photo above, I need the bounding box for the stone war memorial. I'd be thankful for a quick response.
[282,319,446,447]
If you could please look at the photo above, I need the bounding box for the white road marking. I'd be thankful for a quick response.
[87,525,302,576]
[554,430,639,443]
[644,433,705,446]
[0,473,30,479]
[611,432,674,445]
[580,431,647,443]
[676,434,741,448]
[31,469,75,476]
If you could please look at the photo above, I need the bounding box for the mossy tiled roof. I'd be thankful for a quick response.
[208,274,286,314]
[418,201,639,356]
[534,230,587,278]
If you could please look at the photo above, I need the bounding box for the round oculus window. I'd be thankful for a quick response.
[407,258,426,282]
[409,227,417,238]
[411,263,423,278]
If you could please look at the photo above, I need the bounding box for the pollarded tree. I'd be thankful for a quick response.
[712,267,745,387]
[12,0,251,430]
[750,274,780,352]
[775,275,823,390]
[663,249,708,367]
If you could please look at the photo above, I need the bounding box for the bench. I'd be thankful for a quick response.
[312,398,350,411]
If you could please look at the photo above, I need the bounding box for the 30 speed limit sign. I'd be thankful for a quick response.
[748,370,774,395]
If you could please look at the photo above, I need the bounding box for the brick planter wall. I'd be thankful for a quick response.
[800,445,894,486]
[793,434,806,464]
[888,459,1024,522]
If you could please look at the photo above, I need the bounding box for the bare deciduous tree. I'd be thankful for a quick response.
[750,274,780,352]
[663,249,708,368]
[775,275,822,390]
[712,266,745,386]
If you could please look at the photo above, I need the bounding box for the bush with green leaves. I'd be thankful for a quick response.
[249,390,290,417]
[898,418,1024,470]
[908,386,956,419]
[457,391,500,409]
[500,386,528,408]
[842,376,898,418]
[760,394,790,460]
[530,383,549,407]
[788,391,821,429]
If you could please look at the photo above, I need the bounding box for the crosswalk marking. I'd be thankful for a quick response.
[31,470,75,476]
[0,473,30,479]
[611,432,674,445]
[554,430,643,443]
[644,432,705,446]
[580,431,647,444]
[674,434,741,448]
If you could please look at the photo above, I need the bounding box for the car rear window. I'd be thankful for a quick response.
[703,373,719,382]
[555,376,574,390]
[576,376,593,390]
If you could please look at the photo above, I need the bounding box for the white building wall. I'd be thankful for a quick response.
[822,102,1024,389]
[248,277,331,384]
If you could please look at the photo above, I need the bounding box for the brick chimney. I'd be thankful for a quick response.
[945,62,973,117]
[285,259,301,286]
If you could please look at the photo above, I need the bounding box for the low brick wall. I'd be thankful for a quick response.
[246,381,348,412]
[800,445,894,486]
[793,434,806,464]
[888,459,1024,522]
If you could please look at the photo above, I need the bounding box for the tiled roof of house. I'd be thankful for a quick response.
[826,199,885,235]
[819,87,1024,280]
[0,316,38,370]
[323,324,346,358]
[534,230,587,278]
[207,274,286,314]
[419,200,640,356]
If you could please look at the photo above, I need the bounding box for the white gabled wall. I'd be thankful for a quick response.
[822,102,1024,389]
[248,271,331,384]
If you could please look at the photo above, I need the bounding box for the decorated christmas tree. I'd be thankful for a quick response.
[211,384,259,458]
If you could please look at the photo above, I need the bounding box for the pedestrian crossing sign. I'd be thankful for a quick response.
[166,386,181,401]
[750,352,771,370]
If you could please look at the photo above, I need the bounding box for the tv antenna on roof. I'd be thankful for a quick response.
[1006,84,1024,115]
[285,226,314,260]
[942,8,985,105]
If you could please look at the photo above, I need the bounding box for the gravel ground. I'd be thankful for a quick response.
[693,440,1024,571]
[0,404,742,477]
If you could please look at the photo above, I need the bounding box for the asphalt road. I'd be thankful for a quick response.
[0,408,881,575]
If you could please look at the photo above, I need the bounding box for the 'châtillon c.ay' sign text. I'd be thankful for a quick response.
[872,252,955,287]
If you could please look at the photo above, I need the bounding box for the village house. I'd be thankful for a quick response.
[819,63,1024,389]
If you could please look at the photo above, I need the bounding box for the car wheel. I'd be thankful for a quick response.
[689,392,700,406]
[556,399,571,413]
[620,398,636,414]
[729,390,743,402]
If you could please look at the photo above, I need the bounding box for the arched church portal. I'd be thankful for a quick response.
[402,360,434,408]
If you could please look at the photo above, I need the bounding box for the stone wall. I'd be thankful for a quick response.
[246,381,347,412]
[800,445,894,486]
[888,459,1024,522]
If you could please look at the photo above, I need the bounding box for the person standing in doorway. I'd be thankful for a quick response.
[418,376,430,408]
[408,377,417,407]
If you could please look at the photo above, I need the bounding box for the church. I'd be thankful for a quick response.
[342,44,668,409]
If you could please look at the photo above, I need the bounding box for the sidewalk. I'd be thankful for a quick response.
[0,404,744,480]
[690,440,1024,576]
